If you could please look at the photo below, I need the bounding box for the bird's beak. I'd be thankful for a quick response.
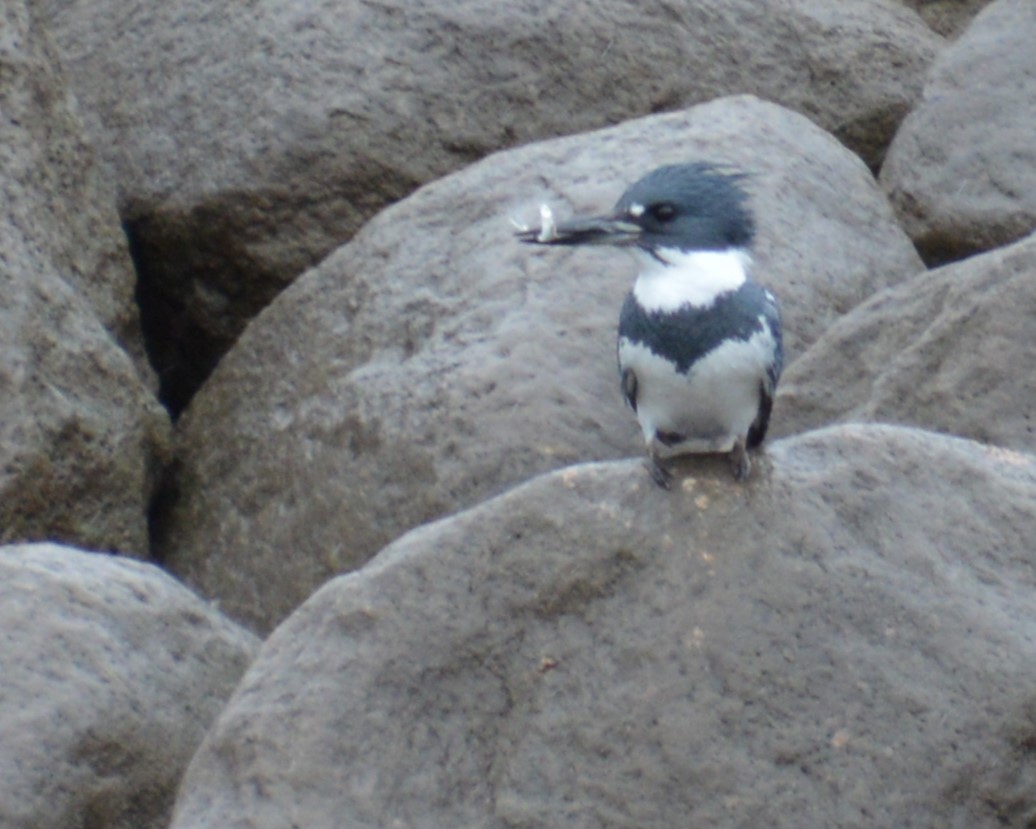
[516,207,640,248]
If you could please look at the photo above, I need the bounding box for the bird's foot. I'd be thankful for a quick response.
[730,437,751,482]
[646,456,673,490]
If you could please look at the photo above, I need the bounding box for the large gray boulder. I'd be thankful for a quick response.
[157,96,923,632]
[41,0,939,409]
[881,0,1036,263]
[774,231,1036,450]
[169,425,1036,829]
[1,1,170,554]
[0,543,259,829]
[1,0,147,370]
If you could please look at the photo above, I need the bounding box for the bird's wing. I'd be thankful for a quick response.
[761,286,783,389]
[748,285,782,449]
[746,378,774,449]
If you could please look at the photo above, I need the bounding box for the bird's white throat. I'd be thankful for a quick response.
[632,247,751,312]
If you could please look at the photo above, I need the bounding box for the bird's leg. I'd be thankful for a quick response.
[646,452,673,490]
[729,435,751,482]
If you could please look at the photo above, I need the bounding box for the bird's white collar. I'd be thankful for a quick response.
[632,247,751,312]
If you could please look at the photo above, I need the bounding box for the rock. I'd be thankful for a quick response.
[896,0,993,37]
[1,2,171,554]
[774,231,1036,451]
[881,0,1036,263]
[0,263,169,553]
[41,0,939,411]
[169,425,1036,829]
[0,543,259,829]
[155,96,923,633]
[1,0,149,374]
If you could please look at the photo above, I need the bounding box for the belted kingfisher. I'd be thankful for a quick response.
[517,162,783,486]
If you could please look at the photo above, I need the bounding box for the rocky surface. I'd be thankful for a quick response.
[0,270,166,553]
[882,0,1036,263]
[897,0,994,37]
[169,425,1036,829]
[1,1,170,554]
[775,231,1036,449]
[0,543,259,829]
[156,96,923,633]
[40,0,939,411]
[1,1,148,371]
[7,3,1036,826]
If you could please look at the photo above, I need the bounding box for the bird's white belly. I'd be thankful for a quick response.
[619,328,775,457]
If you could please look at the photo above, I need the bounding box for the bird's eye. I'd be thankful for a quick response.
[651,203,677,222]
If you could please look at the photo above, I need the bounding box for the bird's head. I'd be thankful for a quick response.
[517,162,754,258]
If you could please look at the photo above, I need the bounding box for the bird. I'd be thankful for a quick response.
[517,162,783,487]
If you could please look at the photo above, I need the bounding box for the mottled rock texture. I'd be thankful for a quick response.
[40,0,939,410]
[882,0,1036,263]
[1,1,169,554]
[1,0,147,368]
[0,543,259,829]
[897,0,993,37]
[170,426,1036,829]
[775,231,1036,449]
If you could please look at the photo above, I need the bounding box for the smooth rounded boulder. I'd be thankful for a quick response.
[774,231,1036,450]
[170,425,1036,829]
[157,96,923,632]
[882,0,1036,262]
[41,0,938,408]
[0,543,259,829]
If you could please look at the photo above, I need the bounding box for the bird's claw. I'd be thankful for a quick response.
[730,437,751,482]
[647,457,673,490]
